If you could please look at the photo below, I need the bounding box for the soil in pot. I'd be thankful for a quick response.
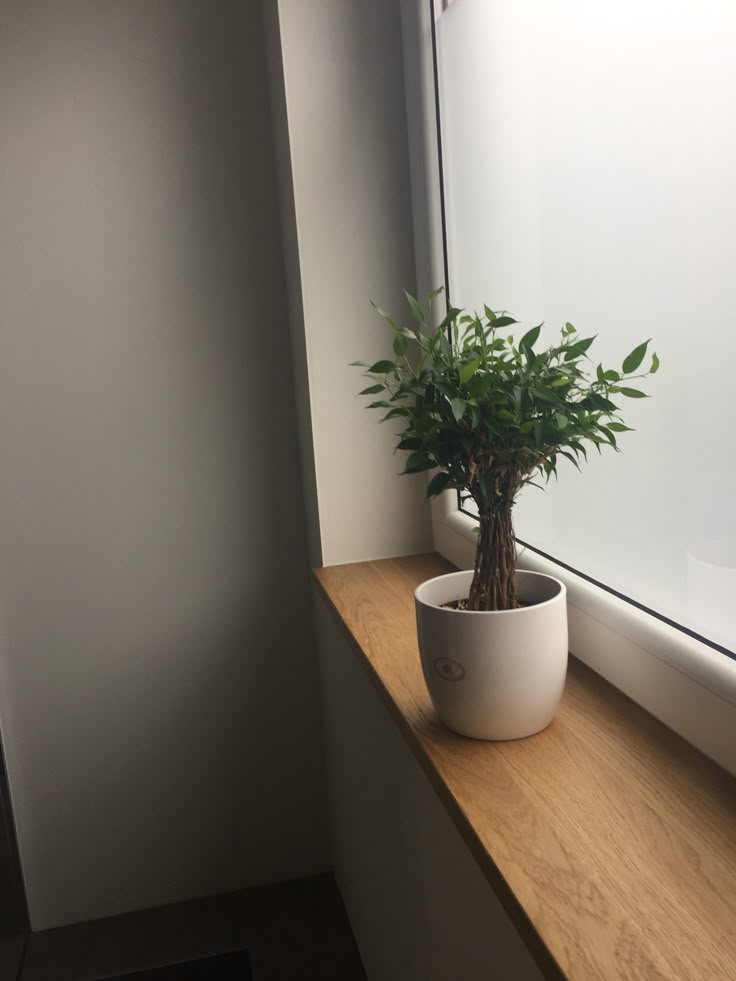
[441,598,534,611]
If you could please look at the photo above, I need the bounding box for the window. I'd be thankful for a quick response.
[401,0,736,772]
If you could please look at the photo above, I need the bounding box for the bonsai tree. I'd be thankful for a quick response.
[354,289,658,612]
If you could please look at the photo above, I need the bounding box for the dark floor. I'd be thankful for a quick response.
[0,874,366,981]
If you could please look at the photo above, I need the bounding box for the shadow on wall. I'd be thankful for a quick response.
[0,0,328,929]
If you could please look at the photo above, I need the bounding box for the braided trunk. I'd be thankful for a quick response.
[467,509,517,611]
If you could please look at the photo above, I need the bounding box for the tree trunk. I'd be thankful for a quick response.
[467,509,517,611]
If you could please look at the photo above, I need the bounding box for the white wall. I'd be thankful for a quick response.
[0,0,328,929]
[267,0,433,567]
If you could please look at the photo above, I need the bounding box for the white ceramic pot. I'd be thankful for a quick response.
[415,569,568,740]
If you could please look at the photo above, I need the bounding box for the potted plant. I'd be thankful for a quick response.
[355,289,657,739]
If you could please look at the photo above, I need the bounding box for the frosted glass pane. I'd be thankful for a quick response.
[437,0,736,654]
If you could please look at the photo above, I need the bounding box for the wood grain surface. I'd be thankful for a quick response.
[314,554,736,981]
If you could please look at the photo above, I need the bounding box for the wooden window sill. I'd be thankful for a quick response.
[314,554,736,980]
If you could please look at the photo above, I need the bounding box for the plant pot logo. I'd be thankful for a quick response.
[434,657,465,682]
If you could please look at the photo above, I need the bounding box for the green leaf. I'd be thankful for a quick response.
[370,302,398,329]
[612,386,648,398]
[484,305,496,323]
[459,357,481,385]
[651,351,660,374]
[530,388,562,404]
[426,471,451,498]
[559,449,581,471]
[397,436,422,450]
[587,393,618,412]
[606,422,634,432]
[622,339,650,374]
[563,336,597,360]
[359,384,385,395]
[349,360,368,367]
[599,425,617,447]
[451,398,467,422]
[404,291,426,323]
[519,324,542,350]
[478,471,493,503]
[603,369,620,382]
[368,360,397,374]
[564,322,576,334]
[493,316,518,328]
[438,306,461,331]
[555,411,569,429]
[468,373,493,399]
[569,439,588,461]
[393,332,408,357]
[403,451,434,474]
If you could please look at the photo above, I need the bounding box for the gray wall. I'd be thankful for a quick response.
[0,0,328,929]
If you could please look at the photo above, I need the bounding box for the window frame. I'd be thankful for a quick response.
[400,0,736,774]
